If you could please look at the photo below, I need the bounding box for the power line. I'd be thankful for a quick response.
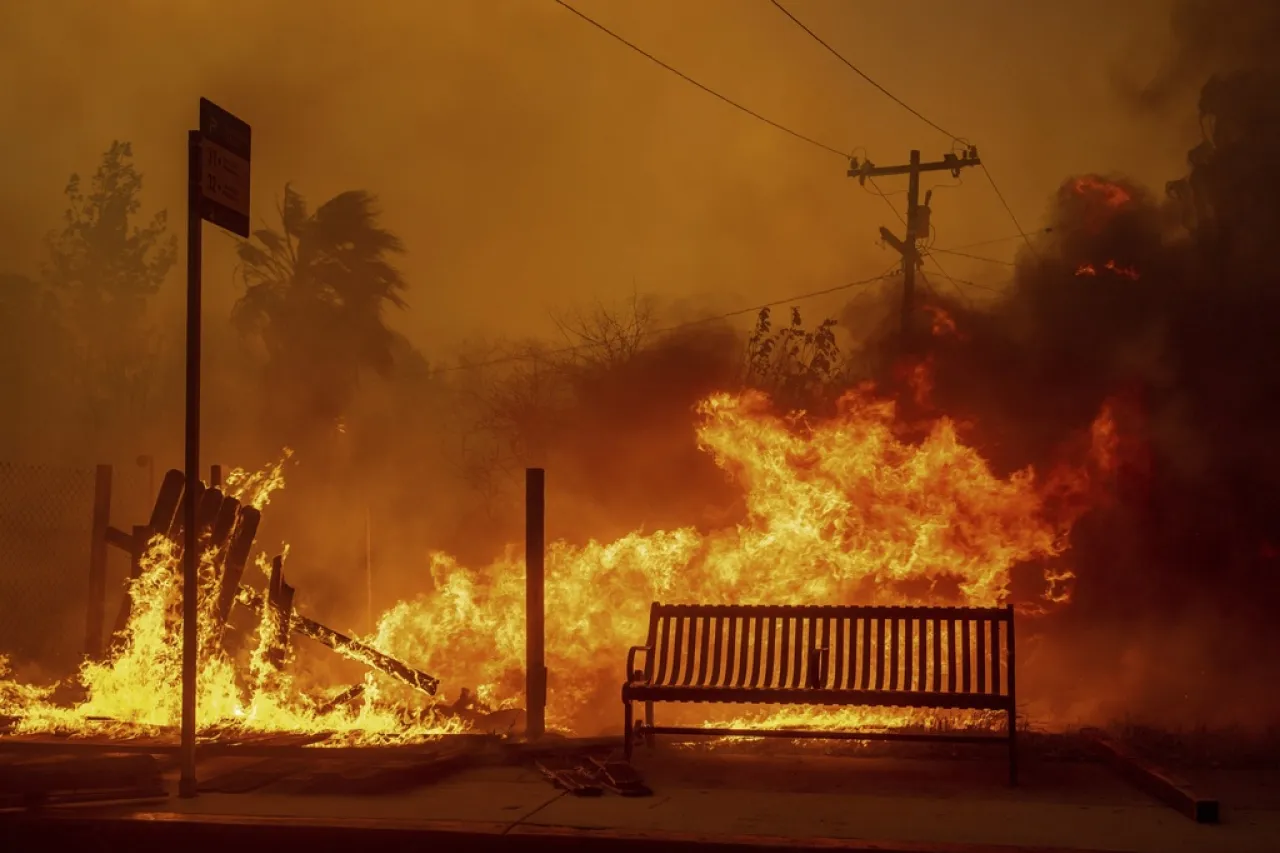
[919,256,973,306]
[980,164,1040,258]
[768,0,960,142]
[550,0,848,158]
[428,268,899,376]
[920,266,1004,294]
[930,247,1016,266]
[768,1,1046,263]
[935,229,1051,253]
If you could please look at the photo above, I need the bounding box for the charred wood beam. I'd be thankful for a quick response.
[235,587,440,697]
[265,556,294,670]
[167,479,204,549]
[214,507,261,633]
[107,526,152,656]
[208,499,240,567]
[1084,728,1220,823]
[195,488,224,539]
[317,684,366,716]
[148,470,186,534]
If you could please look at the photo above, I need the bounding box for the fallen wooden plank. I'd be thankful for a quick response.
[167,480,205,544]
[266,556,295,670]
[208,497,241,566]
[236,587,440,696]
[195,487,225,539]
[1083,727,1219,823]
[147,469,187,534]
[215,507,261,630]
[317,684,366,715]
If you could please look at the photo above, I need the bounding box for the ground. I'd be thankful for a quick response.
[3,735,1278,852]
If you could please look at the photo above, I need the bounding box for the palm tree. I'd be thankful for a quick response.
[233,184,408,439]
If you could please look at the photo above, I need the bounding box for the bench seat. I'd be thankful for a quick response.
[621,602,1019,783]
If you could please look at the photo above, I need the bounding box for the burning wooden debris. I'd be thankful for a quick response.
[91,468,466,734]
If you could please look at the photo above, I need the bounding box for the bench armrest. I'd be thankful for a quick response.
[626,645,653,684]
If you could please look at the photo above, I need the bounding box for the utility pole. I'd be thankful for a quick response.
[849,146,982,346]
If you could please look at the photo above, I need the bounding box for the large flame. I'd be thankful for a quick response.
[374,383,1109,733]
[1,382,1109,741]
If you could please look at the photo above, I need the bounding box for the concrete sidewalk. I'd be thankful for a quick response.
[4,751,1278,852]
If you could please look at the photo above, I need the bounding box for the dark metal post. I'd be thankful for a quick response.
[1006,603,1018,786]
[179,129,202,799]
[525,467,546,739]
[210,464,222,490]
[84,464,112,659]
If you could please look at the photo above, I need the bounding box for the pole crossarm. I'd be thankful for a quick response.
[849,149,982,184]
[852,147,983,345]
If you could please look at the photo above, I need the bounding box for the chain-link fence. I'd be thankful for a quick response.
[0,462,98,676]
[0,458,158,677]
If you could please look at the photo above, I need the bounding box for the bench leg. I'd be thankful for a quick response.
[624,700,634,760]
[1007,707,1018,786]
[644,701,655,749]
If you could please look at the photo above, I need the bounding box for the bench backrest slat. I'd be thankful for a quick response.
[833,616,846,689]
[646,604,1013,698]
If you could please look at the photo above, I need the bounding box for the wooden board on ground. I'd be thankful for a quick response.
[1083,727,1219,823]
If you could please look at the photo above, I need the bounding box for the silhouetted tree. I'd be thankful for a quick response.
[744,307,845,413]
[0,274,71,452]
[41,141,176,438]
[234,184,409,443]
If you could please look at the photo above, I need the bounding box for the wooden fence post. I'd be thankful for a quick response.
[525,468,546,739]
[84,464,113,660]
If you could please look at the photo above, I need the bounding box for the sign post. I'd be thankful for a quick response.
[180,98,250,798]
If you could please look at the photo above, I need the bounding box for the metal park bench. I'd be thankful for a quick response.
[622,603,1020,783]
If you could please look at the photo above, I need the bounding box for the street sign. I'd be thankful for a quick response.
[197,98,251,237]
[180,97,253,798]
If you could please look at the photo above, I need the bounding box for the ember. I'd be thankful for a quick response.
[1071,176,1132,209]
[1075,260,1140,280]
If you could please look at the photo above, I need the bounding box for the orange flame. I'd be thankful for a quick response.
[923,304,959,339]
[3,387,1112,739]
[374,387,1108,731]
[1071,176,1131,209]
[1090,403,1120,475]
[1076,260,1140,280]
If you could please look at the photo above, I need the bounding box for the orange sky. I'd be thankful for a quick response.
[0,0,1191,355]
